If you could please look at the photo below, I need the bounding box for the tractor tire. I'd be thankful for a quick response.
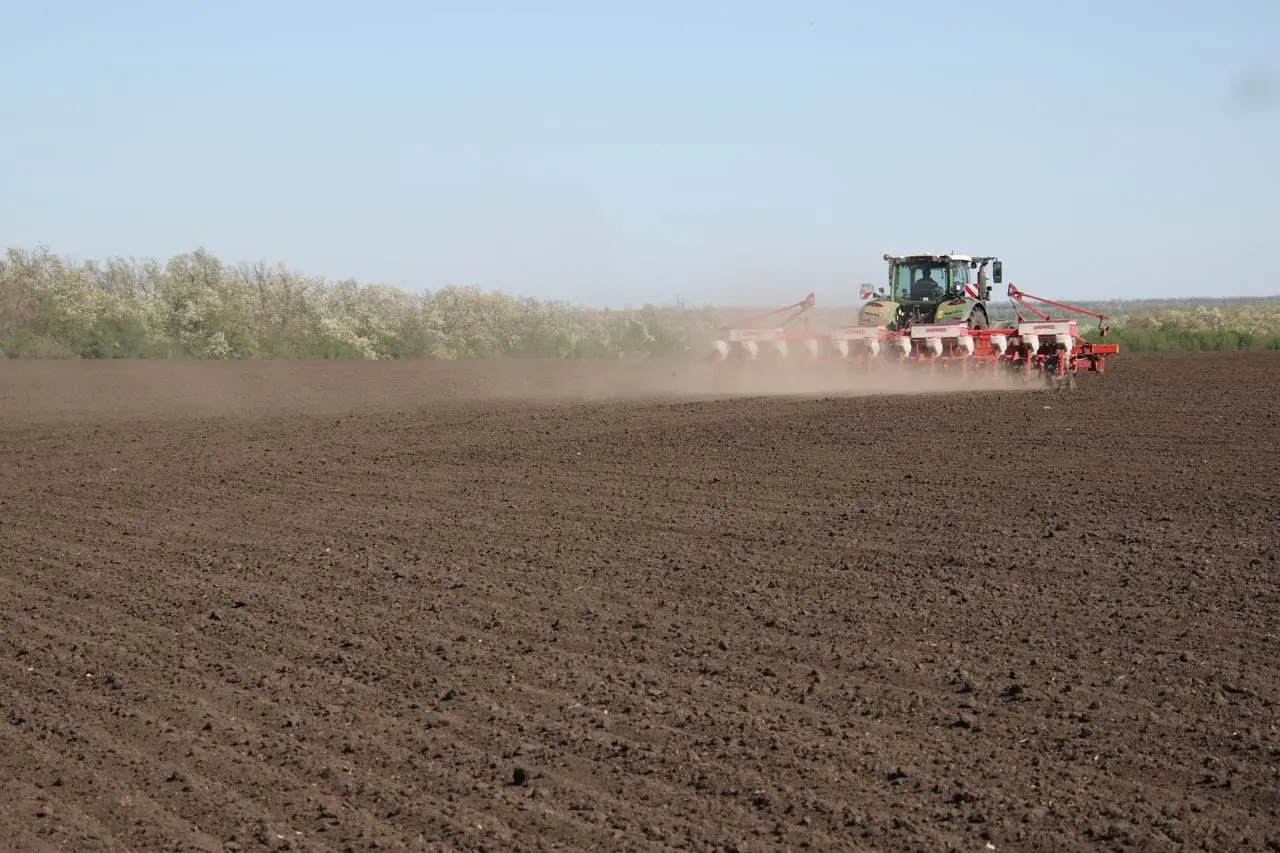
[969,311,988,331]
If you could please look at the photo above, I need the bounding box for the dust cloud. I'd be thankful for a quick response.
[484,356,1033,403]
[0,357,1035,425]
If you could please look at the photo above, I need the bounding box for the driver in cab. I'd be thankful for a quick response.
[911,270,942,300]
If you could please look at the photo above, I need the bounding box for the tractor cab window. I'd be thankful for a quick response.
[892,262,956,301]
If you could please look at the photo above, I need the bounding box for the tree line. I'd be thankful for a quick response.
[2,245,1277,359]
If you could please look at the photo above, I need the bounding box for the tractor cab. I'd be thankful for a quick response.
[858,253,1001,330]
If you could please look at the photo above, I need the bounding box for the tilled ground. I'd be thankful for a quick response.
[1,352,1278,852]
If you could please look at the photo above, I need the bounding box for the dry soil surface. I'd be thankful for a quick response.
[1,352,1278,852]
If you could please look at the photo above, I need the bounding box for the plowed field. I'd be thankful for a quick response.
[2,352,1278,852]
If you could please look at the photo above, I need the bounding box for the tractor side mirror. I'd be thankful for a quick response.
[992,261,1003,284]
[859,283,874,300]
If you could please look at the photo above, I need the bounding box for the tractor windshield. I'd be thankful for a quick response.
[891,261,961,302]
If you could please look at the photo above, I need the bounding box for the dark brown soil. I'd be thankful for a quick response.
[2,352,1278,852]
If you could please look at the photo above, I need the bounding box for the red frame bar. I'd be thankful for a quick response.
[1007,284,1112,332]
[721,293,816,333]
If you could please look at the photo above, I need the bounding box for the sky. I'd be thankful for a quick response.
[1,0,1277,306]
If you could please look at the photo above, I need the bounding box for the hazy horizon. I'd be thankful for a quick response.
[3,1,1277,308]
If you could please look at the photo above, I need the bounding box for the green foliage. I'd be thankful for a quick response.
[1085,326,1280,352]
[1070,303,1280,351]
[3,245,1279,359]
[0,245,734,360]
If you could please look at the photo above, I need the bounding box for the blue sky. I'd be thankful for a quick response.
[2,0,1277,306]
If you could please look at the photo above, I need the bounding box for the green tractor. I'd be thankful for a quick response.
[857,253,1001,332]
